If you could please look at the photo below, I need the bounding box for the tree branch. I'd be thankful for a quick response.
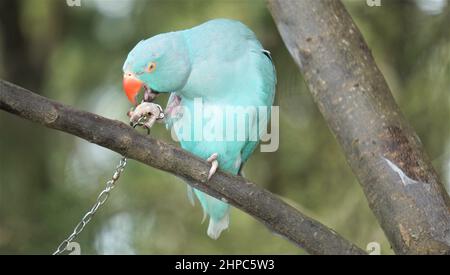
[0,79,366,255]
[268,0,450,254]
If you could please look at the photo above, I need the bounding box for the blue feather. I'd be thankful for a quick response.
[124,19,276,239]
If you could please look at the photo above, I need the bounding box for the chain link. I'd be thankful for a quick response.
[53,116,150,255]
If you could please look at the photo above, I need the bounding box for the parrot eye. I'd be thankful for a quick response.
[146,62,156,73]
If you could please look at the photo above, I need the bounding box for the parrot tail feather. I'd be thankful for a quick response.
[189,187,230,239]
[207,213,229,240]
[187,185,196,206]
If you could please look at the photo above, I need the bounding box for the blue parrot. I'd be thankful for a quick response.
[123,19,276,239]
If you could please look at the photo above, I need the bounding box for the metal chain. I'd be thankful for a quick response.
[53,116,149,255]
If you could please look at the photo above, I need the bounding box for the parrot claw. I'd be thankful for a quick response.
[129,102,164,129]
[207,153,219,181]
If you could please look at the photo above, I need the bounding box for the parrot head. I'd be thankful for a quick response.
[122,33,191,105]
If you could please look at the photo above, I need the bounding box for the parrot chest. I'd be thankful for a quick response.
[169,97,263,174]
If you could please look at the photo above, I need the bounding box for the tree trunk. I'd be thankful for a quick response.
[268,0,450,254]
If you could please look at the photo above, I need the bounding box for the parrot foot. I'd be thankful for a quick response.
[207,153,219,181]
[128,102,164,129]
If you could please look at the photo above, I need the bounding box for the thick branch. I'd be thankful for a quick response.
[268,0,450,254]
[0,79,365,255]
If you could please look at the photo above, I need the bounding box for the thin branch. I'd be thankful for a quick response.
[0,79,366,255]
[268,0,450,254]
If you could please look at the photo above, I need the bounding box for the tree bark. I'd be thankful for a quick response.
[0,79,366,255]
[268,0,450,254]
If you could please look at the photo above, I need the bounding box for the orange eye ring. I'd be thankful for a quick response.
[146,62,156,73]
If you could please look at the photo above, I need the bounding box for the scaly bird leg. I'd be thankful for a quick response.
[128,102,164,129]
[207,153,219,181]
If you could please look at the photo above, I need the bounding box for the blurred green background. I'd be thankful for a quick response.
[0,0,449,255]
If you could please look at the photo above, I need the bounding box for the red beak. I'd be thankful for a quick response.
[123,73,143,105]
